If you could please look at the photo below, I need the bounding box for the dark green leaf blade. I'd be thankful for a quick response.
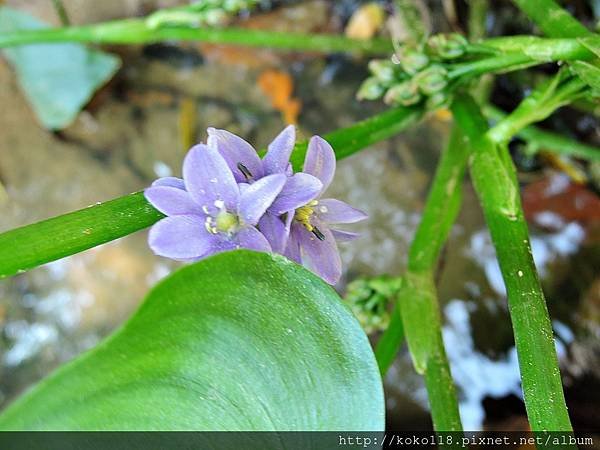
[0,6,120,129]
[0,250,384,431]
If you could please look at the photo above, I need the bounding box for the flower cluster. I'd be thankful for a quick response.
[357,33,468,110]
[145,126,367,285]
[344,275,401,334]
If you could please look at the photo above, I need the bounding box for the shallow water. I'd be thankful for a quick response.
[1,0,599,431]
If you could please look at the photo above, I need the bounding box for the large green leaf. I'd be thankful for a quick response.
[0,250,384,431]
[0,6,120,129]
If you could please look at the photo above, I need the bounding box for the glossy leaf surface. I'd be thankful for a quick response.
[0,251,384,432]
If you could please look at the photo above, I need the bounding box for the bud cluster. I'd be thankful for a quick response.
[344,275,401,334]
[357,33,469,110]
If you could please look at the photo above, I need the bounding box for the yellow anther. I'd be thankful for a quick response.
[294,200,319,232]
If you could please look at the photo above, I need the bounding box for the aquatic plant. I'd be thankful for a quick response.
[0,0,598,442]
[146,128,366,284]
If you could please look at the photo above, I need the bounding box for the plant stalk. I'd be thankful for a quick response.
[452,95,574,435]
[0,16,392,54]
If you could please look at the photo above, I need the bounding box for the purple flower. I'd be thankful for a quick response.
[284,136,368,285]
[207,126,323,252]
[145,144,285,261]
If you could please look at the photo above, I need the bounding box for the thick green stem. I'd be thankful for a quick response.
[397,126,469,434]
[377,122,471,382]
[480,35,596,59]
[374,304,404,374]
[0,192,163,279]
[452,96,574,435]
[400,271,462,437]
[511,0,591,38]
[467,0,488,41]
[0,16,392,54]
[0,106,422,279]
[450,34,600,81]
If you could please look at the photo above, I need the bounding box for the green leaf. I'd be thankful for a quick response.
[511,0,591,38]
[0,6,120,129]
[0,250,384,431]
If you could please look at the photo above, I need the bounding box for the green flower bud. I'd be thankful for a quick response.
[415,65,448,95]
[426,33,468,60]
[425,91,451,110]
[396,46,429,75]
[357,77,386,101]
[368,59,396,83]
[384,81,421,106]
[344,276,399,334]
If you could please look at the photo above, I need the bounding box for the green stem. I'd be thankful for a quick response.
[398,126,469,434]
[51,0,70,26]
[479,35,596,61]
[0,16,392,54]
[487,75,588,145]
[393,0,427,43]
[291,105,423,170]
[511,0,591,38]
[483,105,600,161]
[452,95,574,435]
[467,0,488,41]
[0,106,423,279]
[374,304,405,375]
[400,271,462,437]
[450,34,600,80]
[448,52,535,82]
[0,192,163,279]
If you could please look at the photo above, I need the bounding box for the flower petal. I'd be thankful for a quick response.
[183,144,239,212]
[144,186,201,216]
[258,212,289,254]
[269,173,323,216]
[303,136,336,194]
[317,198,368,224]
[331,229,360,242]
[238,173,286,225]
[207,128,264,182]
[262,125,296,175]
[148,215,218,260]
[236,226,272,252]
[298,223,342,285]
[283,224,302,264]
[152,177,186,190]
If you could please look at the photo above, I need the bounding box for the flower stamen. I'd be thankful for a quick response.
[311,227,326,241]
[237,162,253,181]
[294,200,325,240]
